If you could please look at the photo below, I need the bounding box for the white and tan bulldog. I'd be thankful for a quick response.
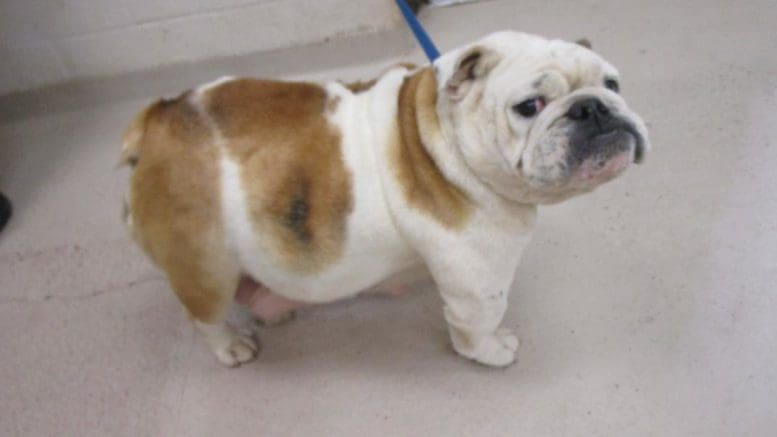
[120,31,648,367]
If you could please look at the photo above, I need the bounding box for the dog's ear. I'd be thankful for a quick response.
[445,46,500,101]
[575,38,593,49]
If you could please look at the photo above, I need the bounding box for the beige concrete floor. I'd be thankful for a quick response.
[1,0,776,435]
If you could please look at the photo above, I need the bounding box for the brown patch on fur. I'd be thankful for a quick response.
[125,93,239,323]
[344,78,377,94]
[392,68,472,229]
[393,62,419,71]
[203,79,353,274]
[343,62,418,94]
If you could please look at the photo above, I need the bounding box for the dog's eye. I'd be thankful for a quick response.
[604,78,620,93]
[512,97,546,118]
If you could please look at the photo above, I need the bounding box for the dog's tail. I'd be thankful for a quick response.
[119,101,161,235]
[118,102,159,168]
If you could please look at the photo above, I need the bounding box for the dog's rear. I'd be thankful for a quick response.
[120,93,259,366]
[118,98,183,247]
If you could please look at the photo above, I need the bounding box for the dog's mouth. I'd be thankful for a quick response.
[520,116,647,192]
[567,115,646,164]
[569,129,637,184]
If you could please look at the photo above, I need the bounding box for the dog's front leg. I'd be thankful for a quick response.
[423,235,526,367]
[436,277,518,367]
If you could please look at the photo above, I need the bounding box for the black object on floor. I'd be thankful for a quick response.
[405,0,430,14]
[0,192,11,232]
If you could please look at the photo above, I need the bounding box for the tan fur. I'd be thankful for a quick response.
[343,63,418,94]
[202,79,353,274]
[344,79,377,94]
[126,94,239,323]
[119,103,155,167]
[392,68,473,229]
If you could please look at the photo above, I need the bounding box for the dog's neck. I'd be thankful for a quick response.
[395,67,537,220]
[392,67,473,228]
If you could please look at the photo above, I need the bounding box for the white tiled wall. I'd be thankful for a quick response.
[0,0,400,95]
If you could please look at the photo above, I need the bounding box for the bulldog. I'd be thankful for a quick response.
[120,31,648,367]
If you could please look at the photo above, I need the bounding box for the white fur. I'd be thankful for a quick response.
[194,75,236,100]
[194,320,258,366]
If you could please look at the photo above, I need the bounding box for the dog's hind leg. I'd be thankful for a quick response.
[167,259,259,367]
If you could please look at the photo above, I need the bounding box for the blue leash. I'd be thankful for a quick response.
[395,0,441,62]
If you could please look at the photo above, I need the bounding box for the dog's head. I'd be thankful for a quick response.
[434,31,649,204]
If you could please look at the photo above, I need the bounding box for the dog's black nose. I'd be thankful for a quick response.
[567,97,610,121]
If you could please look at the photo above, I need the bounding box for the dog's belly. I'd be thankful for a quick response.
[232,230,419,304]
[235,264,428,323]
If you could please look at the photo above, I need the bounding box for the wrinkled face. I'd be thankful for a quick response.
[435,31,649,204]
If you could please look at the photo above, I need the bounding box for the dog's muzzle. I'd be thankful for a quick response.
[565,97,645,164]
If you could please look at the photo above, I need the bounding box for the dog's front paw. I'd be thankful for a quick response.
[452,328,519,367]
[213,334,259,367]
